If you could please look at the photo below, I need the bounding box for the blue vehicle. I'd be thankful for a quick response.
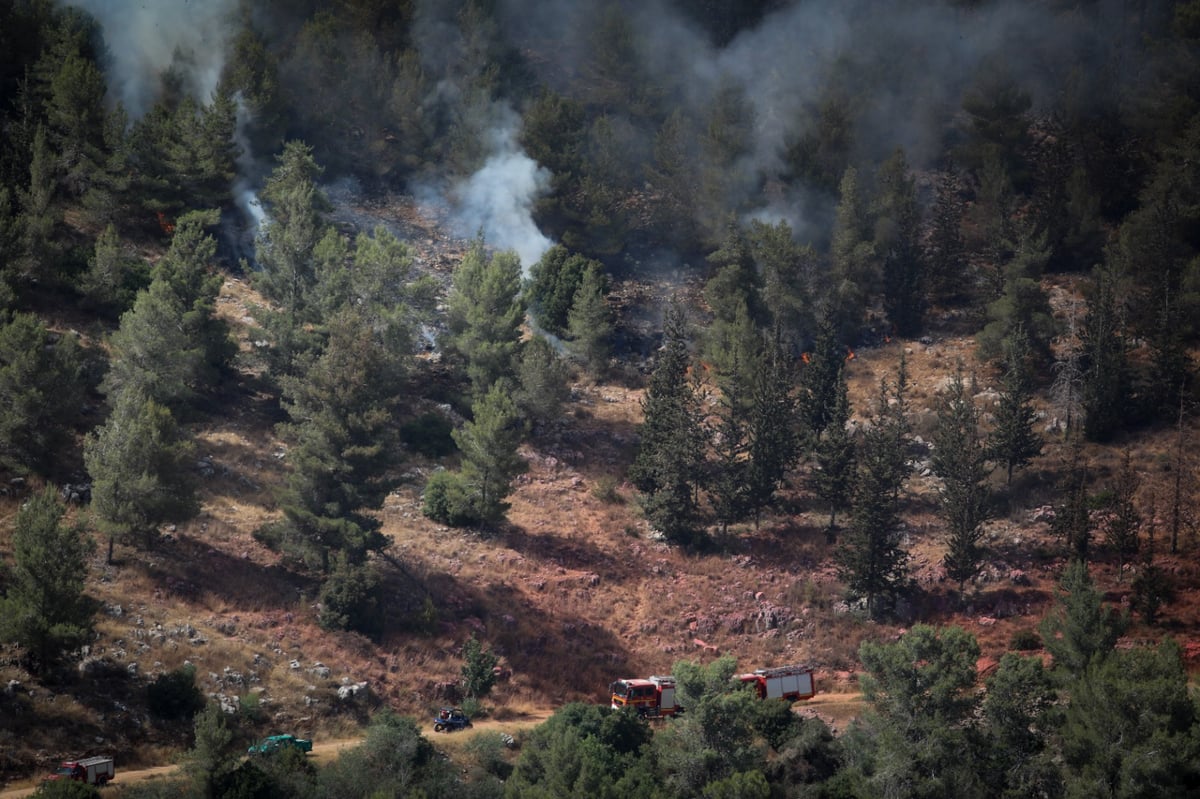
[432,707,472,732]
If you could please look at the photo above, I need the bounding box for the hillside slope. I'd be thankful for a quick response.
[1,265,1199,787]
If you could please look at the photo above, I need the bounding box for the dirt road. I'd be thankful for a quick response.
[0,714,552,798]
[0,702,859,797]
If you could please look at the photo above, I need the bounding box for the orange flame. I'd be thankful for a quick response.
[801,352,811,364]
[156,211,175,235]
[845,348,856,361]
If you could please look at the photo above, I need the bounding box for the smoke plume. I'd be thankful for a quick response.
[64,0,239,118]
[447,106,554,274]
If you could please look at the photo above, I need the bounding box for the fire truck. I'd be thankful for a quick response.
[735,664,816,701]
[609,675,683,718]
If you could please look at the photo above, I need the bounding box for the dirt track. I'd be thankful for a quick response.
[0,700,863,797]
[0,713,557,798]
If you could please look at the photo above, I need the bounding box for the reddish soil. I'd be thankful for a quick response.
[2,201,1199,788]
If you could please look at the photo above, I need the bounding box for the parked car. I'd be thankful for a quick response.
[247,734,313,755]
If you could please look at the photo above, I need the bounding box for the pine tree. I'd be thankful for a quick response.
[527,245,593,337]
[515,334,570,431]
[78,223,148,314]
[925,173,967,306]
[798,314,844,440]
[703,220,767,395]
[827,166,876,340]
[1102,448,1141,582]
[1039,559,1126,678]
[187,703,238,799]
[0,488,94,672]
[461,634,500,700]
[16,125,58,285]
[988,326,1043,485]
[1080,263,1131,442]
[84,388,198,562]
[100,278,205,412]
[629,301,706,546]
[709,394,749,535]
[976,221,1056,364]
[152,209,235,391]
[855,626,985,797]
[565,262,613,377]
[1053,445,1093,562]
[874,149,924,337]
[0,311,84,475]
[750,219,816,346]
[1051,298,1085,436]
[837,367,911,616]
[931,367,991,598]
[270,306,402,571]
[1060,641,1200,796]
[443,239,525,398]
[810,362,856,538]
[453,382,528,526]
[742,329,801,526]
[1131,498,1176,623]
[254,140,329,319]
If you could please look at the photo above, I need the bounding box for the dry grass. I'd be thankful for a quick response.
[5,269,1200,787]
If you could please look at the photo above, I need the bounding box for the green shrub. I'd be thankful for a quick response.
[400,412,457,458]
[463,731,513,779]
[1009,628,1042,651]
[318,556,384,638]
[32,779,100,798]
[591,475,623,504]
[239,691,266,724]
[147,664,205,721]
[422,470,479,527]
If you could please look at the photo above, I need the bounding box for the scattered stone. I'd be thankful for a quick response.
[337,681,369,701]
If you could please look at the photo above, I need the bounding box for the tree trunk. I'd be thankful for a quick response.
[107,534,114,565]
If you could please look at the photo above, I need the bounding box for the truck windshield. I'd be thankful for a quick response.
[55,767,74,776]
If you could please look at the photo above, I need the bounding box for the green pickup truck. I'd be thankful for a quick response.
[247,734,313,755]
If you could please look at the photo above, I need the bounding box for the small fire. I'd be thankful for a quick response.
[800,352,811,364]
[156,211,175,236]
[845,347,856,361]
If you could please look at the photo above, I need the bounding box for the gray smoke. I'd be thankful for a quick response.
[447,106,554,274]
[492,0,1127,236]
[63,0,239,118]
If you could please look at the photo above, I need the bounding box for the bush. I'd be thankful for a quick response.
[462,731,514,779]
[461,634,499,699]
[147,664,205,721]
[591,475,623,504]
[318,556,384,637]
[1009,628,1042,651]
[239,691,266,724]
[32,780,100,798]
[400,412,457,458]
[422,470,479,527]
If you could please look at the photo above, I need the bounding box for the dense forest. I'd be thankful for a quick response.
[2,0,1200,796]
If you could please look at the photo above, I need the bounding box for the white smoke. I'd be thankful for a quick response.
[63,0,239,118]
[233,96,266,230]
[448,107,553,274]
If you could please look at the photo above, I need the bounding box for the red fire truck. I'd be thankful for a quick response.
[609,675,683,718]
[735,664,816,701]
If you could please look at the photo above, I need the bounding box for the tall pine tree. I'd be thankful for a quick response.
[988,326,1043,485]
[931,366,991,598]
[629,301,707,546]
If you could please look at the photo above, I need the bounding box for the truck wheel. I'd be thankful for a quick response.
[465,721,473,728]
[434,723,445,732]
